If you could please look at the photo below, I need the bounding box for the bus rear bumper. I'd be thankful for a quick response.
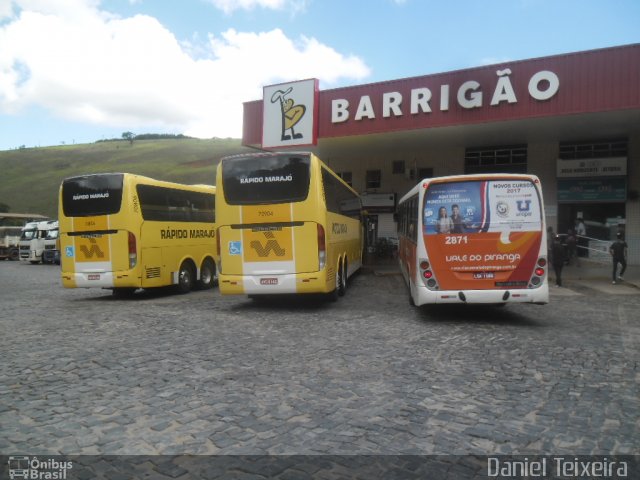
[415,284,549,305]
[62,271,115,288]
[219,272,327,295]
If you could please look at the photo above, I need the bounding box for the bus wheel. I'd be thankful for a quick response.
[327,261,341,302]
[197,258,216,290]
[177,261,194,294]
[338,258,347,296]
[408,279,415,306]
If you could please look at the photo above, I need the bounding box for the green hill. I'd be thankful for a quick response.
[0,138,253,218]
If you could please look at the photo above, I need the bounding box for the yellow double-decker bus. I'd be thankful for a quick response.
[59,173,217,296]
[216,152,362,299]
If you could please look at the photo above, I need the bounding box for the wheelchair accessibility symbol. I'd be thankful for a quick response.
[229,241,242,256]
[65,246,74,257]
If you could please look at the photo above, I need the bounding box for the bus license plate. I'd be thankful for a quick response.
[473,272,495,279]
[88,274,101,281]
[260,278,278,285]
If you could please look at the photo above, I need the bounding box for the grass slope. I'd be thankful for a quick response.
[0,138,252,218]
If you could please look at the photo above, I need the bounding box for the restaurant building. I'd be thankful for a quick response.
[241,44,640,264]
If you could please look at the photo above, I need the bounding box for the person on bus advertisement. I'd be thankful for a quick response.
[435,206,454,234]
[425,183,481,235]
[450,204,468,233]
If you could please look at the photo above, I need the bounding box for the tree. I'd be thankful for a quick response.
[122,131,135,145]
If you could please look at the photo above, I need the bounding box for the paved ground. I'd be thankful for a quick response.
[1,261,638,458]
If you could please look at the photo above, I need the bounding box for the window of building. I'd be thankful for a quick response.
[366,170,381,189]
[559,139,628,160]
[464,145,527,174]
[337,171,352,186]
[392,160,405,174]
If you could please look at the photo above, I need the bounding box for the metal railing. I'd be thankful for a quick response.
[576,235,612,265]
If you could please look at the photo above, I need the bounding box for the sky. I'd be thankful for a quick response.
[0,0,639,152]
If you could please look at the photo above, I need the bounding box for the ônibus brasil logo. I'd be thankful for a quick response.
[8,456,72,480]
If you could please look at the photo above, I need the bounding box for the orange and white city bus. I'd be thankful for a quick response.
[59,173,217,296]
[216,152,362,298]
[397,174,549,306]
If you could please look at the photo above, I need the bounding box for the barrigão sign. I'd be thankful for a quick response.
[331,69,560,123]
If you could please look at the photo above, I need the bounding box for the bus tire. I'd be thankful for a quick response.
[408,278,416,306]
[328,262,341,302]
[339,258,347,296]
[176,261,195,294]
[197,258,216,290]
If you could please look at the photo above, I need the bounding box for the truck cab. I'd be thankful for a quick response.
[19,220,57,264]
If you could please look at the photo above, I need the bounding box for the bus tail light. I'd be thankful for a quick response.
[317,224,326,270]
[419,257,438,290]
[128,231,137,269]
[529,257,546,288]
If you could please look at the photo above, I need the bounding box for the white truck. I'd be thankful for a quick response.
[0,226,23,260]
[19,220,59,264]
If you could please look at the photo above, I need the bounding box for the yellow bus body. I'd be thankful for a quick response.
[216,152,362,296]
[59,173,217,294]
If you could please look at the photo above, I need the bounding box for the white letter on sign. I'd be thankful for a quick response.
[458,80,482,109]
[383,92,403,117]
[529,70,559,101]
[332,99,349,123]
[355,95,375,120]
[411,88,432,114]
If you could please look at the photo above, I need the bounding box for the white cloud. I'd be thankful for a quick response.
[206,0,306,15]
[0,0,370,139]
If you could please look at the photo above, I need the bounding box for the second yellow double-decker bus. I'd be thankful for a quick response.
[216,152,362,298]
[59,173,217,296]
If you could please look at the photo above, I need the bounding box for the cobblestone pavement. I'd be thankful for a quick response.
[1,261,638,456]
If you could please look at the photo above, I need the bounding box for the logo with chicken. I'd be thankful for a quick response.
[270,87,307,141]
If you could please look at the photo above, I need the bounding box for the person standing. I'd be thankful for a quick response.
[565,228,577,265]
[575,218,587,257]
[551,234,566,287]
[609,232,628,284]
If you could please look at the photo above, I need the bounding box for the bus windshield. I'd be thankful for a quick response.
[62,173,124,217]
[222,154,310,205]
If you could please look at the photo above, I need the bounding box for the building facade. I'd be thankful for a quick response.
[241,44,640,264]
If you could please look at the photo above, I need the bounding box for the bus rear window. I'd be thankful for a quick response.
[62,174,124,217]
[423,179,542,234]
[222,154,310,205]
